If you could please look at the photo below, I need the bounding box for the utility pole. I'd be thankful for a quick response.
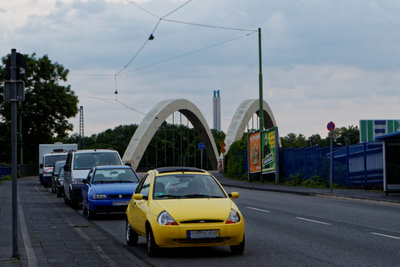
[4,49,26,258]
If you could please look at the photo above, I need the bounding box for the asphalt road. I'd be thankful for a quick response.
[89,186,400,267]
[12,177,400,266]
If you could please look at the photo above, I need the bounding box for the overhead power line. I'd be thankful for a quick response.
[122,32,256,73]
[162,18,256,32]
[117,0,193,78]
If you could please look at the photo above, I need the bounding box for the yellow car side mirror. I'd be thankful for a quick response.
[229,192,239,199]
[133,193,143,200]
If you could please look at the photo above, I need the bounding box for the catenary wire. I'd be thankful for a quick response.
[162,18,256,32]
[121,32,255,73]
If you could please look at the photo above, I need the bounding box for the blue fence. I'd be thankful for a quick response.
[280,141,383,188]
[0,165,12,177]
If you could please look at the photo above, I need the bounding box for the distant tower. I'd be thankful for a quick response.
[213,90,221,131]
[79,106,84,149]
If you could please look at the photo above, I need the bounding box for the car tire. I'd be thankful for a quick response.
[51,180,56,193]
[146,226,159,257]
[126,220,138,246]
[87,207,95,220]
[82,206,88,216]
[230,235,245,255]
[56,188,62,198]
[63,193,69,204]
[70,189,81,210]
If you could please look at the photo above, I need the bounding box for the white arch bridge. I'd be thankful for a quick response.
[122,99,277,170]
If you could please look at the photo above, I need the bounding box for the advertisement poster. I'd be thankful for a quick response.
[262,128,276,174]
[248,132,261,173]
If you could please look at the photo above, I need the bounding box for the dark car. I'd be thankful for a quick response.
[56,167,66,197]
[51,160,66,193]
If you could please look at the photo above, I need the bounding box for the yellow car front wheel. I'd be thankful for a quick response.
[126,220,138,246]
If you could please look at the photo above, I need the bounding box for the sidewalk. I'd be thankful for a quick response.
[0,177,146,267]
[210,171,400,205]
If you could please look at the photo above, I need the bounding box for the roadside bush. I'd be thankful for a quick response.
[0,175,11,184]
[225,134,248,180]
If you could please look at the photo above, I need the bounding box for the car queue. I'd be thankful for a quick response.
[42,149,245,257]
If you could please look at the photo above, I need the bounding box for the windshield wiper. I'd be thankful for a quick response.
[155,194,182,199]
[182,194,212,198]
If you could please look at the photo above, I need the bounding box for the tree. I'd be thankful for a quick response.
[0,53,78,164]
[334,125,360,145]
[281,133,308,148]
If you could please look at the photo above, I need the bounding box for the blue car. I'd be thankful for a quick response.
[82,165,140,219]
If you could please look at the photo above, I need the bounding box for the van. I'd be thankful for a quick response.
[40,152,68,187]
[63,149,123,208]
[38,143,78,183]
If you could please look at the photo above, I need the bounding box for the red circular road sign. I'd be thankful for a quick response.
[327,121,335,132]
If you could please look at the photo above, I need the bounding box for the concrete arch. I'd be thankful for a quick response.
[224,99,278,154]
[122,99,219,170]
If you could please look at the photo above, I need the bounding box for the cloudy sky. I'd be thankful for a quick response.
[2,0,400,139]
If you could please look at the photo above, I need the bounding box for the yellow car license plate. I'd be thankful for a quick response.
[188,230,219,239]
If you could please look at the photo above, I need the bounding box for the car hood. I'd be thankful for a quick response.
[92,183,138,195]
[155,198,233,221]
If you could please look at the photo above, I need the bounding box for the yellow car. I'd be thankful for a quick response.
[125,167,245,256]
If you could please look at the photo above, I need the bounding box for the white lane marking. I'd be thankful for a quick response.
[296,217,332,226]
[18,193,38,267]
[371,232,400,240]
[247,206,271,213]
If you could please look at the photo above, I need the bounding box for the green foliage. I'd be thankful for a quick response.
[281,133,308,148]
[0,53,78,164]
[225,134,248,179]
[0,175,12,184]
[280,125,360,148]
[283,174,328,188]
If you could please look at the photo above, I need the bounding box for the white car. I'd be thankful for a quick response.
[63,149,123,208]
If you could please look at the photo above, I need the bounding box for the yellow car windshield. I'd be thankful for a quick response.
[153,174,227,199]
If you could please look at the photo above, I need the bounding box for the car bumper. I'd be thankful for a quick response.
[41,175,52,185]
[71,184,83,203]
[152,220,245,248]
[89,199,130,213]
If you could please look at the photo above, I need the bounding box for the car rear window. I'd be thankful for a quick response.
[73,152,121,170]
[93,168,139,184]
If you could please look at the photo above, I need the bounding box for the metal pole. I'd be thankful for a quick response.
[330,131,333,192]
[19,102,23,167]
[258,28,264,182]
[10,49,19,257]
[200,149,203,169]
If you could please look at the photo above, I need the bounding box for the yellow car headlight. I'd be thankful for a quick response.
[157,210,178,226]
[226,209,240,224]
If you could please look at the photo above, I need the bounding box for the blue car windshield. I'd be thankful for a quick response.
[153,174,227,199]
[73,152,121,170]
[93,169,139,184]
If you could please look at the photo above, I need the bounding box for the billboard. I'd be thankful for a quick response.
[248,127,278,174]
[248,132,261,173]
[262,128,277,174]
[360,120,400,142]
